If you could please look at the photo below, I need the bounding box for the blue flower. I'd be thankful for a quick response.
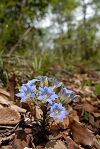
[61,87,77,103]
[37,86,58,104]
[16,84,36,102]
[27,79,39,86]
[49,78,61,86]
[36,76,49,87]
[50,103,68,122]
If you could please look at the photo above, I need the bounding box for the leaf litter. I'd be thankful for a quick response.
[0,69,100,149]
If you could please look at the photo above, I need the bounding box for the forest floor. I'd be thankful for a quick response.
[0,57,100,149]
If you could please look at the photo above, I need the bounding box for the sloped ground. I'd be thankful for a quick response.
[0,61,100,149]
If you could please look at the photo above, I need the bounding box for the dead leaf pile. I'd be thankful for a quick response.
[0,70,100,149]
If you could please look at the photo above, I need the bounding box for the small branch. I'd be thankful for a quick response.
[7,26,33,57]
[0,133,15,145]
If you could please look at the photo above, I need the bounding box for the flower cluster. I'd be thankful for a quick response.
[16,76,77,122]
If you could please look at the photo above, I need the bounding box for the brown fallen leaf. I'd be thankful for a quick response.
[35,106,43,119]
[0,95,12,106]
[12,126,32,149]
[0,104,3,108]
[45,140,67,149]
[64,136,81,149]
[89,113,100,129]
[58,116,69,129]
[69,118,100,149]
[82,102,97,113]
[49,130,62,140]
[0,88,10,97]
[92,112,100,118]
[49,116,69,131]
[0,146,13,149]
[0,107,20,125]
[10,105,26,113]
[35,145,45,149]
[21,101,36,115]
[0,133,15,146]
[7,73,17,100]
[49,118,60,131]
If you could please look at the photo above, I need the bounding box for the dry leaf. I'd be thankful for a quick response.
[82,102,97,113]
[35,106,43,119]
[58,116,69,129]
[92,112,100,117]
[0,133,15,146]
[12,127,32,149]
[22,101,36,115]
[0,146,13,149]
[10,105,26,113]
[7,73,16,100]
[49,118,63,131]
[89,113,100,129]
[45,140,67,149]
[0,107,20,125]
[35,145,45,149]
[0,104,3,108]
[0,95,11,105]
[64,136,81,149]
[49,130,62,140]
[69,119,100,148]
[0,88,10,97]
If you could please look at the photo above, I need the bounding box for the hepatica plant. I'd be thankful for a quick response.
[16,76,77,124]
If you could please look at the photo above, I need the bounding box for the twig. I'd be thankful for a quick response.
[7,26,33,57]
[0,118,24,137]
[0,133,15,145]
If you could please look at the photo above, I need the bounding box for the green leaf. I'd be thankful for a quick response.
[87,79,92,86]
[81,80,87,88]
[84,110,89,121]
[94,84,100,95]
[81,79,92,89]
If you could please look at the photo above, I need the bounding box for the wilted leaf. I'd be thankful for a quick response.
[49,119,60,131]
[0,104,3,108]
[49,130,62,140]
[69,119,100,148]
[58,116,69,129]
[0,133,15,146]
[45,140,67,149]
[49,115,69,131]
[89,113,100,129]
[0,146,13,149]
[12,126,32,149]
[82,102,97,113]
[0,88,10,97]
[64,136,81,149]
[10,105,26,113]
[7,73,17,100]
[0,107,20,125]
[21,101,36,115]
[35,145,45,149]
[0,95,12,105]
[35,106,43,119]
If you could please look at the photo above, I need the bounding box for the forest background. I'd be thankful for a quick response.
[0,0,100,83]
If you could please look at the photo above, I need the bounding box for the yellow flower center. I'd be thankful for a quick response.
[26,92,31,98]
[44,94,48,100]
[54,109,59,115]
